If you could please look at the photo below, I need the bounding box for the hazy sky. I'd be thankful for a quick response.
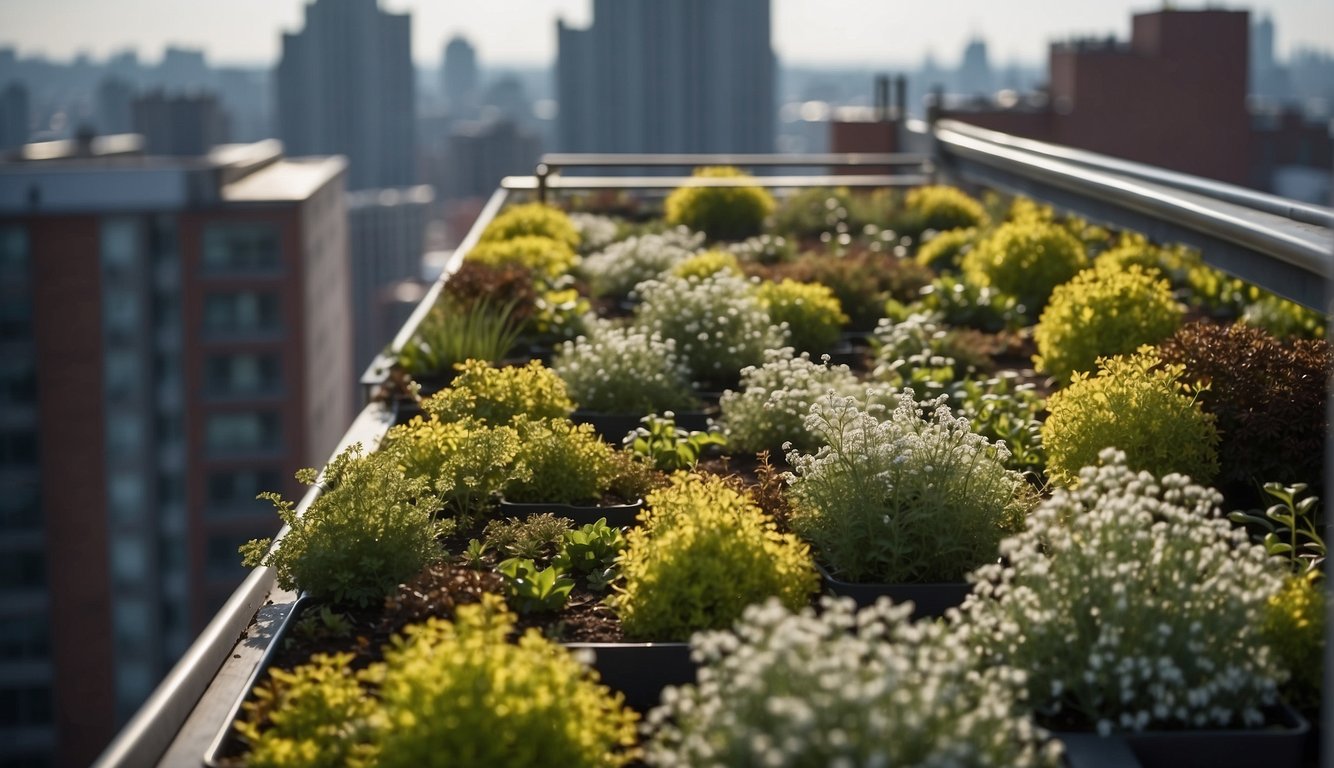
[1,0,1331,68]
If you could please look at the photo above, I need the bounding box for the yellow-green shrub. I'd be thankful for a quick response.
[669,249,742,279]
[465,235,577,281]
[615,474,817,640]
[479,202,580,251]
[962,219,1087,312]
[505,418,619,504]
[914,227,977,271]
[664,167,775,241]
[756,279,848,353]
[423,359,573,426]
[1263,572,1325,710]
[904,185,987,232]
[236,652,375,768]
[382,417,523,519]
[1042,348,1219,486]
[1034,263,1183,382]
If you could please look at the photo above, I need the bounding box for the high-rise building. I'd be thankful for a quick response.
[0,82,29,152]
[0,138,352,767]
[96,77,137,135]
[441,36,479,120]
[276,0,415,190]
[556,0,774,154]
[132,89,230,156]
[443,118,542,199]
[957,38,993,97]
[347,185,433,379]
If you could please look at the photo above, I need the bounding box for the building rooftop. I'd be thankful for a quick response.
[221,156,347,203]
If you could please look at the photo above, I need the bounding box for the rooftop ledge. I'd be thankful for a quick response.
[96,123,1333,768]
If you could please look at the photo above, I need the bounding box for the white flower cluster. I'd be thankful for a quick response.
[580,226,704,299]
[551,320,698,415]
[871,312,958,396]
[644,597,1062,768]
[633,271,788,387]
[786,389,1028,583]
[568,212,619,254]
[718,347,870,455]
[725,233,795,264]
[959,448,1287,733]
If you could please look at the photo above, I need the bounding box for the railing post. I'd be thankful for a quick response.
[536,162,550,204]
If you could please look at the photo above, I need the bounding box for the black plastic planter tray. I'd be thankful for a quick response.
[1057,705,1310,768]
[815,562,971,618]
[498,498,645,527]
[565,641,695,714]
[572,410,713,445]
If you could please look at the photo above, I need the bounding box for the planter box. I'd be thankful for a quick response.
[572,409,713,445]
[1058,705,1310,768]
[498,497,644,527]
[815,562,971,618]
[565,641,694,714]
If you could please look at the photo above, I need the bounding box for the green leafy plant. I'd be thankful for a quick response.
[479,201,581,251]
[958,449,1287,734]
[756,248,932,331]
[398,297,524,378]
[382,416,524,520]
[461,539,488,570]
[905,273,1025,333]
[786,390,1032,584]
[903,184,988,233]
[505,418,619,504]
[614,473,817,641]
[664,166,775,241]
[484,513,572,562]
[624,412,726,472]
[644,598,1060,768]
[950,373,1046,472]
[1262,571,1325,711]
[1158,321,1331,490]
[914,226,977,271]
[717,348,865,455]
[962,218,1087,313]
[756,278,848,354]
[496,557,576,614]
[1241,292,1327,339]
[770,186,860,239]
[557,519,626,592]
[1034,263,1183,382]
[422,359,574,426]
[1228,482,1325,576]
[239,445,444,608]
[632,270,786,388]
[552,322,699,415]
[465,235,578,281]
[1041,347,1219,487]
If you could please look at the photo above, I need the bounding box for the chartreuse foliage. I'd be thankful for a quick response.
[465,235,578,281]
[615,474,817,641]
[239,596,638,768]
[479,201,581,251]
[1034,263,1183,382]
[962,219,1087,313]
[756,278,848,354]
[664,166,775,241]
[914,226,978,271]
[239,445,444,607]
[1041,347,1219,487]
[505,418,619,504]
[423,359,574,426]
[383,416,523,520]
[669,249,742,280]
[1263,571,1325,710]
[903,185,988,232]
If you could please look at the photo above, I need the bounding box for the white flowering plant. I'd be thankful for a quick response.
[579,226,704,300]
[633,271,788,389]
[717,348,868,455]
[786,390,1032,584]
[644,597,1062,768]
[568,212,621,254]
[552,321,699,415]
[871,312,962,400]
[958,449,1287,734]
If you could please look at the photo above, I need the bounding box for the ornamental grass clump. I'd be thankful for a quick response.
[962,219,1087,313]
[633,271,787,388]
[239,445,444,608]
[903,185,988,233]
[464,235,578,281]
[664,166,775,241]
[717,348,865,455]
[755,278,848,354]
[1033,263,1183,383]
[958,449,1287,734]
[240,596,639,768]
[1042,347,1218,487]
[398,296,523,377]
[552,322,698,415]
[615,473,817,641]
[479,201,581,251]
[422,359,573,426]
[786,390,1032,584]
[579,227,704,300]
[644,598,1060,768]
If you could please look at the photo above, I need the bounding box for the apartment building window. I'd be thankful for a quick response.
[205,412,281,455]
[0,226,28,280]
[0,293,31,341]
[202,223,281,274]
[0,614,49,661]
[0,481,39,533]
[0,429,37,466]
[0,358,36,407]
[205,353,281,397]
[0,685,53,729]
[202,291,280,336]
[206,533,256,580]
[207,468,282,513]
[0,549,45,590]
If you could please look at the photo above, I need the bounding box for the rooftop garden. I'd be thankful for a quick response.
[221,171,1327,767]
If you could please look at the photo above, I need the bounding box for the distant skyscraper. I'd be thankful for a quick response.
[96,77,137,135]
[277,0,415,190]
[0,82,29,151]
[132,90,230,155]
[958,38,993,97]
[444,117,542,198]
[442,36,479,119]
[556,0,775,154]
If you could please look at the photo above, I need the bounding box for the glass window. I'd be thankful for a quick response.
[103,292,140,337]
[0,429,37,466]
[0,226,28,280]
[0,686,53,729]
[0,293,31,341]
[0,481,40,532]
[107,412,143,454]
[207,533,255,580]
[111,537,149,588]
[205,353,281,397]
[108,473,146,526]
[205,412,281,455]
[207,468,282,513]
[0,549,45,590]
[105,349,141,400]
[0,614,49,661]
[202,223,281,273]
[202,292,280,336]
[0,357,36,407]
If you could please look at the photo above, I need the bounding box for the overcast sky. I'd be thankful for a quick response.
[1,0,1331,68]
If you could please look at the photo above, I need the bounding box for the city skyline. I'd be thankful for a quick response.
[3,0,1334,68]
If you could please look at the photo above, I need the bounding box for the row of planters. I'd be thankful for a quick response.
[228,171,1330,767]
